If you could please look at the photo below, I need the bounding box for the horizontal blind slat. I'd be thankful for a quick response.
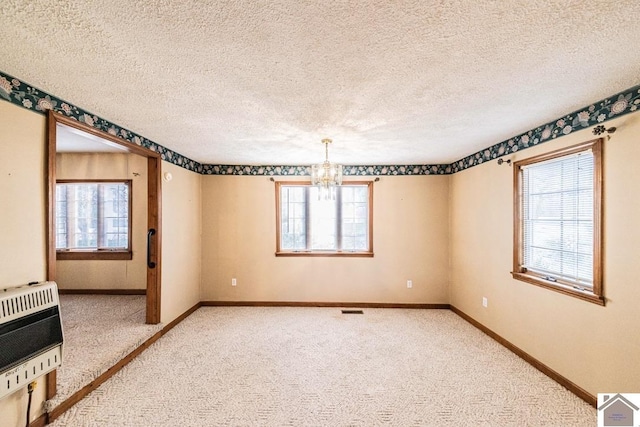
[522,150,594,286]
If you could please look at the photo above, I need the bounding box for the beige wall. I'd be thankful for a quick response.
[201,175,449,303]
[0,101,203,425]
[0,101,48,427]
[160,161,202,323]
[449,111,640,396]
[56,153,148,290]
[0,103,47,288]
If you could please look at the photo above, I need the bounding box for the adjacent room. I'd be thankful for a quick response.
[1,1,639,426]
[48,124,164,410]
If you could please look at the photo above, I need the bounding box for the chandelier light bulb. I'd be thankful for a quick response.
[310,138,343,199]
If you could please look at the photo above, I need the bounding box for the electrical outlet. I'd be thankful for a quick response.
[407,280,413,289]
[482,297,488,308]
[231,278,237,287]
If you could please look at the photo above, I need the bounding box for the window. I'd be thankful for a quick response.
[56,180,132,260]
[276,182,373,256]
[512,139,603,304]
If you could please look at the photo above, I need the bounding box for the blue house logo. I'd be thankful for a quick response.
[598,394,639,427]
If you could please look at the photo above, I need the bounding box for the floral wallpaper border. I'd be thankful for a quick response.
[1,69,638,176]
[200,164,451,176]
[449,85,640,173]
[0,70,204,173]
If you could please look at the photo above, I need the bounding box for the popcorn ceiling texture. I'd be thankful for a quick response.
[1,1,640,165]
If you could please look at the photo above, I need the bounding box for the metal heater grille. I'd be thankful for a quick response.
[0,283,58,323]
[0,282,63,399]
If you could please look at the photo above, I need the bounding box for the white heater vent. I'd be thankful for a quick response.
[0,282,63,399]
[0,282,59,324]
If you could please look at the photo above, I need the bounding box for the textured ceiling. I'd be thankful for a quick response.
[1,1,640,165]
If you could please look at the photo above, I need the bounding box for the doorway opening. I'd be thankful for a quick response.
[46,110,162,402]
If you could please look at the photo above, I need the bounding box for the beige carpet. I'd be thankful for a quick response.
[50,307,595,426]
[46,295,163,411]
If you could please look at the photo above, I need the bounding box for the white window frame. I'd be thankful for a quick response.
[512,139,603,305]
[275,181,373,257]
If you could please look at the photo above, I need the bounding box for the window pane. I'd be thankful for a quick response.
[71,184,98,248]
[577,222,593,254]
[561,222,577,252]
[529,246,561,274]
[280,186,306,250]
[56,185,68,249]
[101,183,129,248]
[341,185,368,251]
[529,193,560,220]
[527,220,559,251]
[577,253,593,283]
[309,188,337,250]
[341,186,354,203]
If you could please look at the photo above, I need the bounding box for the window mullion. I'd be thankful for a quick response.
[305,186,311,251]
[559,162,565,280]
[97,184,105,249]
[336,187,342,250]
[66,186,75,249]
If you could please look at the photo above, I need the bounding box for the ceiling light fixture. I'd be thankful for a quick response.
[311,138,343,199]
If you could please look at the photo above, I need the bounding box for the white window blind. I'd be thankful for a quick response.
[521,150,594,288]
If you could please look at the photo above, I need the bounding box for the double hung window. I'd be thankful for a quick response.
[512,140,603,304]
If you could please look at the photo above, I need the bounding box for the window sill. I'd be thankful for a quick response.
[56,250,133,261]
[276,251,374,258]
[511,272,604,306]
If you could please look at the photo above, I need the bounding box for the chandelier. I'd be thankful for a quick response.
[311,138,343,198]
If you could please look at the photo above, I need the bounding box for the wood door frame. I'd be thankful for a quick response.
[46,110,162,324]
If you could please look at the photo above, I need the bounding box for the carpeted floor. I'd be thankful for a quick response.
[46,295,163,411]
[50,307,595,426]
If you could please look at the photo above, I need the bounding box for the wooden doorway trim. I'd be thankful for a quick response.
[146,156,161,324]
[46,110,164,398]
[46,110,162,325]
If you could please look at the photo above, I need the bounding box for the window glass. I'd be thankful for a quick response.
[277,182,372,256]
[56,181,130,251]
